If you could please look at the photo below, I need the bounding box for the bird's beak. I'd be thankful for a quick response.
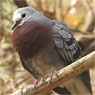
[12,20,21,30]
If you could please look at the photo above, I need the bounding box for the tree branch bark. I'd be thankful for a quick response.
[89,67,95,95]
[11,51,95,95]
[13,0,28,8]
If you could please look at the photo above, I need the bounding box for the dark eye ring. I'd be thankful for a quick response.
[22,14,26,18]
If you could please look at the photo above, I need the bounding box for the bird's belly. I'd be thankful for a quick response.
[25,47,65,79]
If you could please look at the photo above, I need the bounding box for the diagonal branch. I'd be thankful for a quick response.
[11,51,95,95]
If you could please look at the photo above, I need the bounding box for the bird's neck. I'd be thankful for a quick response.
[12,22,52,59]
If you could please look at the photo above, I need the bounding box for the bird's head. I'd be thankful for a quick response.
[12,6,39,30]
[12,6,52,30]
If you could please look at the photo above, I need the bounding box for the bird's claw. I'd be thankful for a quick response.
[28,70,58,87]
[34,79,40,87]
[28,79,40,88]
[44,70,59,84]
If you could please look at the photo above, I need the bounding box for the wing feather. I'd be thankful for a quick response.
[52,20,82,64]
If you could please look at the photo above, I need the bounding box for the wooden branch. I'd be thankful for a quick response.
[13,0,28,8]
[82,0,95,33]
[84,41,95,55]
[89,66,95,95]
[11,51,95,95]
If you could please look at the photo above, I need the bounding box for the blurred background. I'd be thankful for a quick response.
[0,0,95,95]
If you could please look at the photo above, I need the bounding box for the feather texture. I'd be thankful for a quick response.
[52,20,82,64]
[12,6,91,94]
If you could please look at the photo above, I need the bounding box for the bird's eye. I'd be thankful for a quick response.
[22,14,26,18]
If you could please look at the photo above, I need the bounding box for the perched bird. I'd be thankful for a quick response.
[12,6,91,94]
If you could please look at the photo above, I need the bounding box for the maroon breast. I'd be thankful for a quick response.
[11,21,52,59]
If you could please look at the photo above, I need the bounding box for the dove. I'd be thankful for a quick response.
[12,6,91,94]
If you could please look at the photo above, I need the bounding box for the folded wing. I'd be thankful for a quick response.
[52,20,82,65]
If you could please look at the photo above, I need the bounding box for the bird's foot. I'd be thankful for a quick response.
[28,70,58,87]
[28,79,40,88]
[44,70,59,84]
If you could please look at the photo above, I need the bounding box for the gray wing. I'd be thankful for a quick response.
[52,20,91,92]
[52,20,82,65]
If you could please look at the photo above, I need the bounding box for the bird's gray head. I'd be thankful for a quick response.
[12,6,42,30]
[12,6,53,30]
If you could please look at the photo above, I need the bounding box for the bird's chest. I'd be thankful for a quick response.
[23,47,65,79]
